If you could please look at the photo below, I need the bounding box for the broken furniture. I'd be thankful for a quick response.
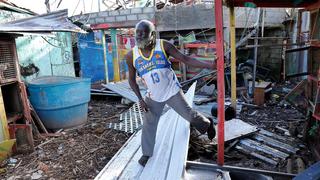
[0,34,34,155]
[252,81,272,106]
[28,76,91,130]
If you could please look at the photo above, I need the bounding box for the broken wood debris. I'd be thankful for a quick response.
[239,138,290,160]
[252,134,299,154]
[235,145,278,166]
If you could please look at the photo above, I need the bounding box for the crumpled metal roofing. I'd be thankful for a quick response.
[0,0,36,15]
[0,9,86,33]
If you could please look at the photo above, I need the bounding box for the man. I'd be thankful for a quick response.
[125,20,216,167]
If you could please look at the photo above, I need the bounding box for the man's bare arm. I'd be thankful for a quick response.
[163,40,216,70]
[125,50,144,101]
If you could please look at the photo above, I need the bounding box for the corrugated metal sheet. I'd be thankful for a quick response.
[102,80,147,103]
[0,0,35,15]
[0,9,85,33]
[95,82,197,180]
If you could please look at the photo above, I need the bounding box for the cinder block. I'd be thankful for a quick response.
[105,16,116,22]
[131,8,143,14]
[138,13,154,20]
[116,15,127,21]
[143,7,155,13]
[95,17,105,24]
[99,11,109,17]
[127,14,138,21]
[88,18,96,24]
[119,9,131,15]
[109,10,119,16]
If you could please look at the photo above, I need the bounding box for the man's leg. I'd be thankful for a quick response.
[166,90,215,139]
[140,97,165,166]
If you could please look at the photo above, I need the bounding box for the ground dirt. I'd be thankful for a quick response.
[1,98,131,180]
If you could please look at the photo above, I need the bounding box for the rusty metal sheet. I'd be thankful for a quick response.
[0,9,85,33]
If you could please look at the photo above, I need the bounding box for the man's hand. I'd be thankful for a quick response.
[139,99,149,112]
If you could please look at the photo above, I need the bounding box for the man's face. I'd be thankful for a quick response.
[135,23,153,49]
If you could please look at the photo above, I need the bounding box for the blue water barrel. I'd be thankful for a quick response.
[28,76,91,130]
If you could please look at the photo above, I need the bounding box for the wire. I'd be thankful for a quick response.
[41,36,61,48]
[72,0,81,16]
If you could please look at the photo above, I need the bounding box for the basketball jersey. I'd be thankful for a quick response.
[133,39,181,102]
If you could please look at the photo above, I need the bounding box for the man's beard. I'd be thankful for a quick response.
[136,36,155,49]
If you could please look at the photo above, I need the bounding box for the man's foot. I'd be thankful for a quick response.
[207,118,216,141]
[138,156,150,167]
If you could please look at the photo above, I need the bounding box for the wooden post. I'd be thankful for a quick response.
[230,5,237,110]
[214,0,225,166]
[111,29,120,82]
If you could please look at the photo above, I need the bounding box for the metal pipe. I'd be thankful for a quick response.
[186,161,297,178]
[214,0,225,166]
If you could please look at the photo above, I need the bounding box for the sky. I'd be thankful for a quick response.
[9,0,105,16]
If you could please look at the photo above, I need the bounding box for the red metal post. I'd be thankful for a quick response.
[214,0,225,166]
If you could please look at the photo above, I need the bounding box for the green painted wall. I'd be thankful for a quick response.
[0,10,75,82]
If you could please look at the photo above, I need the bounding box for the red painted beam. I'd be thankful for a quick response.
[214,0,225,166]
[91,20,156,30]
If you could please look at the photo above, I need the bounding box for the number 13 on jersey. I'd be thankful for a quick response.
[151,72,160,84]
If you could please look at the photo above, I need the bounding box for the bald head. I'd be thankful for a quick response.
[135,20,156,49]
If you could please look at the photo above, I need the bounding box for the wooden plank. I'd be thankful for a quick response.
[259,129,296,143]
[212,119,258,145]
[235,145,278,166]
[239,139,289,160]
[253,134,299,154]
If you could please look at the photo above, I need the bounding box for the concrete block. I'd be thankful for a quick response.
[130,8,143,14]
[138,13,154,20]
[105,16,116,22]
[204,3,213,9]
[88,18,96,24]
[143,7,155,13]
[127,14,138,21]
[95,17,105,24]
[99,11,109,17]
[119,9,131,15]
[116,15,127,22]
[109,10,119,16]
